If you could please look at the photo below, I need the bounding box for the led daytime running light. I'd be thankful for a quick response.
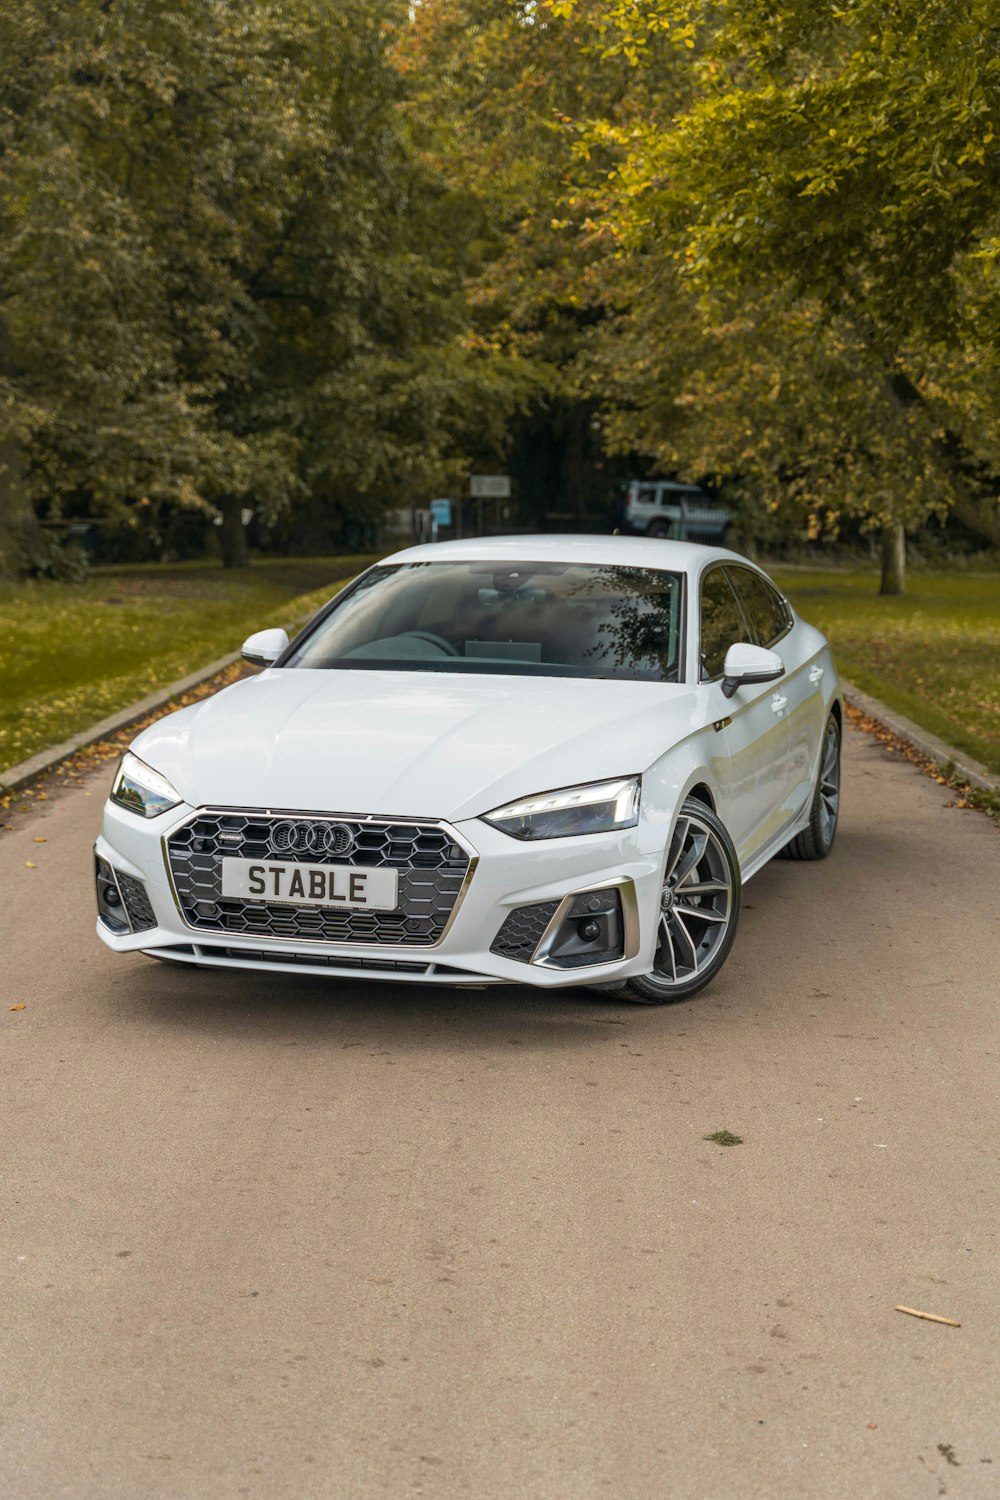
[485,776,640,840]
[111,751,182,818]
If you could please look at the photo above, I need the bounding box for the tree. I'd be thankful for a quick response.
[0,0,525,571]
[548,0,1000,588]
[399,0,689,526]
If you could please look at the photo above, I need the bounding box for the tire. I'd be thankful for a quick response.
[779,713,841,861]
[646,522,671,540]
[597,797,741,1005]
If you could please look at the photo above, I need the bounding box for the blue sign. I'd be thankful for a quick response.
[429,498,452,525]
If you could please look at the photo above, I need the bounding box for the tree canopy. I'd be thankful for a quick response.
[2,0,997,584]
[0,0,526,567]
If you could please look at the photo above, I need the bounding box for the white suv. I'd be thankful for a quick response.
[621,480,730,542]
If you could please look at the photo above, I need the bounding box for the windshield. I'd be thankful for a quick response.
[284,561,684,682]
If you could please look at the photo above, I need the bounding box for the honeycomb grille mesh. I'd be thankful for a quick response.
[117,872,157,933]
[489,901,559,964]
[166,812,471,947]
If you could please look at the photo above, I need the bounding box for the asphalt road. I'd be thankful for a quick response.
[1,726,997,1500]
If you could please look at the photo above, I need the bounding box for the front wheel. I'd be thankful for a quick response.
[601,798,742,1005]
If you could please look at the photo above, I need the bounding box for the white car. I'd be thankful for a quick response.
[95,536,842,1003]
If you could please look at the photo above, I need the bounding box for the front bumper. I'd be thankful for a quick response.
[95,798,663,988]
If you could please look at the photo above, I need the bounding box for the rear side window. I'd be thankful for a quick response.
[699,567,747,680]
[726,567,789,648]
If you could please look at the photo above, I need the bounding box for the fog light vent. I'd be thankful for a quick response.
[94,852,156,934]
[490,901,560,964]
[538,888,625,969]
[117,872,157,933]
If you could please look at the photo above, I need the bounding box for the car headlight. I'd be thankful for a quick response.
[483,776,640,841]
[111,752,183,819]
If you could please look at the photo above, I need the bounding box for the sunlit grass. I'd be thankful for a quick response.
[771,568,1000,774]
[0,555,380,775]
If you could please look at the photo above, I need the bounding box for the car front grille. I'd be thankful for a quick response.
[165,810,473,947]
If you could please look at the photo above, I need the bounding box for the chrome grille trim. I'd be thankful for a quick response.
[162,807,478,949]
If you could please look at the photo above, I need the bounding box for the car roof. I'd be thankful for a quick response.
[630,480,705,492]
[381,533,751,574]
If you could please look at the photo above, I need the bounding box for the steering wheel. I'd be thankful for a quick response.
[404,631,461,657]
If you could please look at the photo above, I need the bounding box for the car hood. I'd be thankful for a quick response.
[131,668,697,822]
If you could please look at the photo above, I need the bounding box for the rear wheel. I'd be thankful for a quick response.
[779,713,841,861]
[599,798,741,1005]
[646,521,671,540]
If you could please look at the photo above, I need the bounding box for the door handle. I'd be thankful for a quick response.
[809,665,824,684]
[771,695,788,713]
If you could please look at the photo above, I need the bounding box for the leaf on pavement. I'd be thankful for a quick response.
[8,1004,26,1012]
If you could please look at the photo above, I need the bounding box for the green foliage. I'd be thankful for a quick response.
[3,0,999,569]
[0,1,528,568]
[401,1,691,520]
[534,0,1000,555]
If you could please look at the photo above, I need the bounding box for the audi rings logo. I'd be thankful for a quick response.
[268,820,356,858]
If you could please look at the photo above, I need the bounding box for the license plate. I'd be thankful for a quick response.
[220,857,398,911]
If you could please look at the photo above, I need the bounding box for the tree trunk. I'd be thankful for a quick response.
[218,494,249,568]
[0,318,28,579]
[563,403,586,523]
[879,520,905,596]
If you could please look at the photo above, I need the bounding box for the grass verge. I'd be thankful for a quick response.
[0,554,380,776]
[771,567,1000,775]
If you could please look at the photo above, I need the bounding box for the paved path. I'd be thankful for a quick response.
[1,728,997,1499]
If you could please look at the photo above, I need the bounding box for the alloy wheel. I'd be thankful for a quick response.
[819,719,841,848]
[650,809,735,989]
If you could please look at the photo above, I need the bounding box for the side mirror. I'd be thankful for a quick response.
[721,642,784,700]
[241,627,289,667]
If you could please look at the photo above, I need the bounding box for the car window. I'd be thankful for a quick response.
[284,561,686,683]
[699,567,747,681]
[726,566,789,648]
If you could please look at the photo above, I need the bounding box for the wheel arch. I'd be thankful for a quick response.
[685,781,716,812]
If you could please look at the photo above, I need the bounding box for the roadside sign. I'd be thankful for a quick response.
[429,498,452,525]
[470,475,510,499]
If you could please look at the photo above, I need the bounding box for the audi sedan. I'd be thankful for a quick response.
[94,536,842,1002]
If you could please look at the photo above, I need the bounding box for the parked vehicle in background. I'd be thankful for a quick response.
[619,480,730,543]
